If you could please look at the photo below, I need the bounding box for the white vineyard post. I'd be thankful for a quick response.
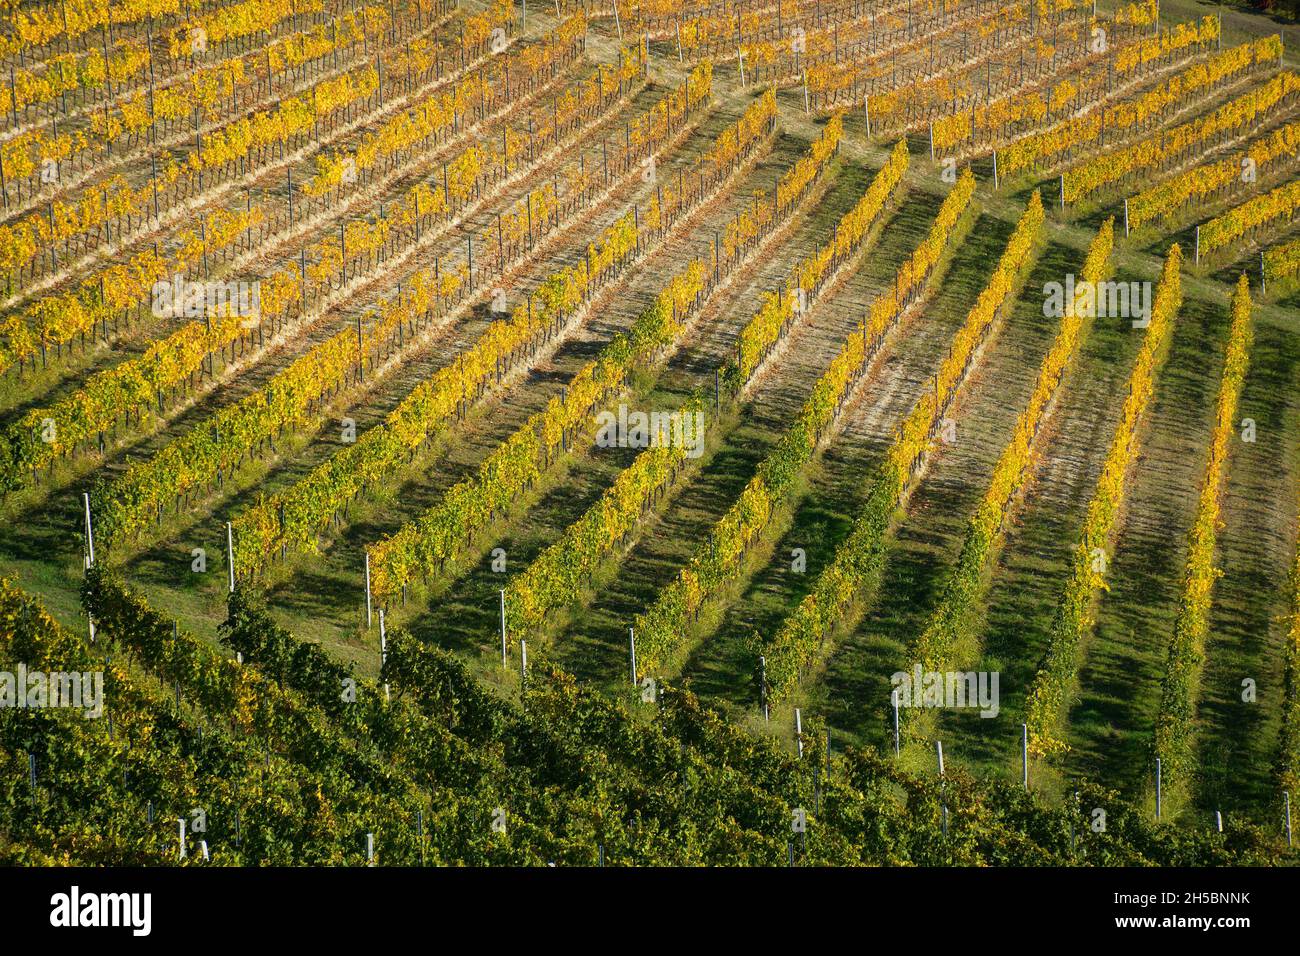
[366,833,374,864]
[1195,225,1200,265]
[1124,198,1130,237]
[520,639,528,692]
[84,494,97,642]
[1260,252,1266,295]
[864,97,871,138]
[929,122,935,160]
[1022,723,1029,790]
[795,708,804,758]
[83,493,95,566]
[1286,791,1293,847]
[676,19,683,63]
[500,589,507,666]
[1059,174,1065,212]
[628,627,637,685]
[1216,810,1223,833]
[992,151,998,190]
[200,840,209,861]
[379,609,389,702]
[1156,758,1163,820]
[226,522,235,594]
[86,559,95,642]
[612,0,623,41]
[364,552,372,628]
[936,740,945,777]
[178,819,186,860]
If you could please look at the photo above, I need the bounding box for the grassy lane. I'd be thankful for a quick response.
[1196,306,1300,818]
[804,230,1063,760]
[956,265,1152,782]
[1064,287,1228,793]
[744,210,1016,741]
[672,187,957,709]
